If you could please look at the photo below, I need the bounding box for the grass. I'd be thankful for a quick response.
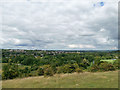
[2,70,119,88]
[100,59,116,64]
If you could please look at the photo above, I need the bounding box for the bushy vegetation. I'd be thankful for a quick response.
[2,63,19,79]
[99,62,115,71]
[89,62,116,72]
[88,64,99,72]
[37,67,44,76]
[44,67,54,77]
[75,68,83,73]
[2,49,120,80]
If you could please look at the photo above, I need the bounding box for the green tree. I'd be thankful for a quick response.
[2,64,19,79]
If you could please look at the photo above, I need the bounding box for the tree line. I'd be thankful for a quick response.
[2,50,120,80]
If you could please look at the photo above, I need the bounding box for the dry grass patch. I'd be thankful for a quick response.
[2,70,119,88]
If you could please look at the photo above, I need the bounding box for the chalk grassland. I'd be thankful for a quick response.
[2,70,118,88]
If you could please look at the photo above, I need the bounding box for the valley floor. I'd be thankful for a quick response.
[2,70,119,88]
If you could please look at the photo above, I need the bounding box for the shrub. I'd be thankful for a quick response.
[89,64,99,72]
[71,63,79,69]
[28,73,33,77]
[23,67,30,73]
[99,62,115,71]
[75,68,83,73]
[38,67,44,76]
[79,59,90,69]
[42,65,50,70]
[62,64,74,73]
[113,59,120,69]
[31,64,38,71]
[79,62,90,69]
[2,74,5,80]
[56,66,63,74]
[44,67,54,77]
[51,65,57,74]
[2,64,19,79]
[57,64,79,74]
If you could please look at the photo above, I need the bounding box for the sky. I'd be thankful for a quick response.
[0,0,119,50]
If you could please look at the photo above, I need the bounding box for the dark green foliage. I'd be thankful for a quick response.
[22,57,35,65]
[44,67,54,77]
[57,65,71,74]
[18,69,25,78]
[2,49,119,80]
[71,63,79,69]
[113,59,120,69]
[57,63,79,74]
[89,62,116,72]
[37,65,54,76]
[79,59,90,69]
[2,58,9,63]
[89,64,100,72]
[99,62,115,71]
[62,64,73,73]
[2,64,19,79]
[38,67,44,76]
[31,64,38,71]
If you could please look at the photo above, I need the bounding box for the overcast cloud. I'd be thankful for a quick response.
[0,0,118,50]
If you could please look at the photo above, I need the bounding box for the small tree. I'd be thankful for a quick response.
[89,64,99,72]
[113,59,120,69]
[79,59,90,69]
[38,67,44,76]
[75,68,83,73]
[62,64,74,73]
[56,66,63,74]
[44,67,54,77]
[99,62,115,71]
[2,64,19,79]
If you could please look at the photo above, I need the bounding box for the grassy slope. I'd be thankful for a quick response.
[2,71,118,88]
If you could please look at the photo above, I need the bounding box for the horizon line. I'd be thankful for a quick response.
[1,48,119,51]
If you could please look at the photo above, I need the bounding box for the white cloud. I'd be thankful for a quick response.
[0,0,118,50]
[68,44,95,49]
[100,28,106,32]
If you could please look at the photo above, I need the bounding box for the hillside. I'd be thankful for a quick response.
[2,70,118,88]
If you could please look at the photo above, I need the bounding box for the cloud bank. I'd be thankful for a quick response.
[0,0,118,50]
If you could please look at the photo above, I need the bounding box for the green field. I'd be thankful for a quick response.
[2,70,118,88]
[100,59,116,64]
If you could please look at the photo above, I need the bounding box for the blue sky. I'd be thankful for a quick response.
[0,0,118,50]
[100,2,104,6]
